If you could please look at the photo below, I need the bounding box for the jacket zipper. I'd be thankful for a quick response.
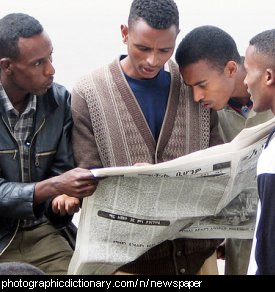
[35,150,56,167]
[0,221,19,257]
[0,149,18,160]
[28,119,46,178]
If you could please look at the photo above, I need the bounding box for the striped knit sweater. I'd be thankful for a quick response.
[72,57,222,275]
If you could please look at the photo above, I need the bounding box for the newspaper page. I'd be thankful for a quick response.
[68,117,275,275]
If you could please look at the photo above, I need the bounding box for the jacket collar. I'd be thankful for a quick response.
[0,83,59,115]
[0,84,59,132]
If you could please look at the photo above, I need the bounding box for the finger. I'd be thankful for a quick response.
[76,183,98,195]
[51,199,59,214]
[66,201,80,215]
[80,185,98,196]
[73,169,98,181]
[58,200,67,216]
[64,183,98,197]
[70,180,99,189]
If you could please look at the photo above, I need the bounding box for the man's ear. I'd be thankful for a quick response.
[120,24,129,44]
[266,68,275,86]
[0,58,13,75]
[224,60,238,77]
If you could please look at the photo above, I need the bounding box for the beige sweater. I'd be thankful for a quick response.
[72,57,222,275]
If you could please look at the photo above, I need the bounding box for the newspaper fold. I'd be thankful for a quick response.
[68,117,275,275]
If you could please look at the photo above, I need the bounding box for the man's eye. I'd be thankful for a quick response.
[198,83,206,88]
[137,47,149,51]
[34,61,42,66]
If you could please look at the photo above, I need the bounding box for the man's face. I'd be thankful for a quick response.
[179,60,234,111]
[121,19,178,79]
[244,45,271,113]
[9,31,55,96]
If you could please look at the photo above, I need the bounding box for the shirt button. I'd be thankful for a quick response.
[179,268,186,274]
[176,251,182,257]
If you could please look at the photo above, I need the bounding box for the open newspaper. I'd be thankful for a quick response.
[68,117,275,275]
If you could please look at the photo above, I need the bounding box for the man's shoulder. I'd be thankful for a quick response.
[73,59,119,92]
[75,66,108,84]
[250,109,274,120]
[40,83,70,107]
[50,82,70,98]
[51,82,68,91]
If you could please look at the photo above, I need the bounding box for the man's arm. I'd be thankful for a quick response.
[0,178,36,219]
[71,87,103,169]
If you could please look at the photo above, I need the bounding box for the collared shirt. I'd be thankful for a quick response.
[0,84,37,183]
[228,98,253,118]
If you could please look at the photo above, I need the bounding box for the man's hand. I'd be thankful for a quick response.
[51,168,98,198]
[34,168,99,205]
[52,194,80,216]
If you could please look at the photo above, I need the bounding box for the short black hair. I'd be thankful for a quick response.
[249,29,275,58]
[175,25,241,71]
[0,13,43,60]
[128,0,179,30]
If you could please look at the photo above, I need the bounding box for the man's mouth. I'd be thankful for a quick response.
[142,67,158,76]
[201,101,211,109]
[45,78,54,88]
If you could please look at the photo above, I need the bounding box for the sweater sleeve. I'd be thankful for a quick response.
[71,86,103,170]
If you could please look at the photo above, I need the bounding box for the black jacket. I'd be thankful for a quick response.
[0,83,75,254]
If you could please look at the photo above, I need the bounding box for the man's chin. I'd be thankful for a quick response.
[213,103,228,111]
[36,86,52,96]
[36,90,46,96]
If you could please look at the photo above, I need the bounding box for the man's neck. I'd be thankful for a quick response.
[231,65,250,105]
[0,76,29,114]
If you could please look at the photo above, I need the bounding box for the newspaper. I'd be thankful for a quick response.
[68,117,275,275]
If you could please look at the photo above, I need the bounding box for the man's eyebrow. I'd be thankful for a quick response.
[193,80,207,86]
[135,44,173,50]
[184,80,206,87]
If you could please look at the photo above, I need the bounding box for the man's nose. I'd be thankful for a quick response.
[243,75,248,87]
[146,53,159,67]
[44,59,55,76]
[193,88,204,103]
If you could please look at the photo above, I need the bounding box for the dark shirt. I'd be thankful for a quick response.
[125,69,171,141]
[228,98,253,118]
[256,127,275,274]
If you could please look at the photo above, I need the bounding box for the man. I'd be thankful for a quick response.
[72,0,222,275]
[0,13,97,275]
[244,29,275,275]
[175,25,274,275]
